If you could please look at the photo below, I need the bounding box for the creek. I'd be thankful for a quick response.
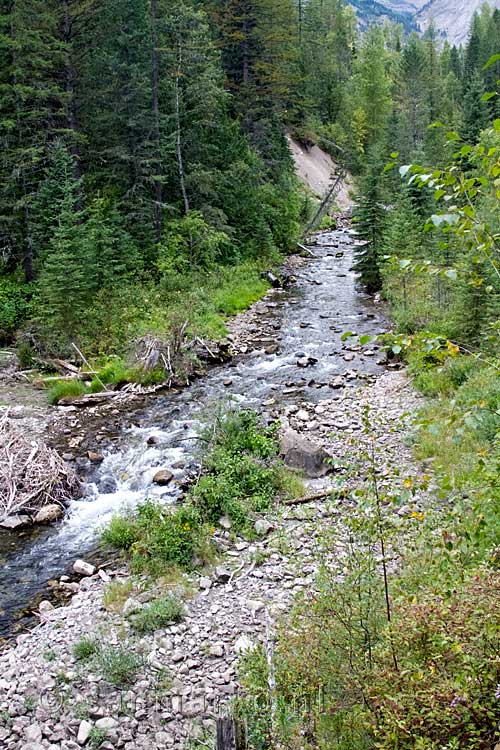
[0,227,388,640]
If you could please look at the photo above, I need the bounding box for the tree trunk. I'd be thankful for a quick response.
[175,43,190,218]
[216,717,246,750]
[150,0,163,244]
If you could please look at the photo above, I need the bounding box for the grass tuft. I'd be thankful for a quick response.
[128,594,184,633]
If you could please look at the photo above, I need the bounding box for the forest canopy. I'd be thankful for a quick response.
[1,0,500,359]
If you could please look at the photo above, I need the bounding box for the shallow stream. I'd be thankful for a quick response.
[0,228,388,640]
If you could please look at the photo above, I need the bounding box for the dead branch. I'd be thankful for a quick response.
[284,489,342,506]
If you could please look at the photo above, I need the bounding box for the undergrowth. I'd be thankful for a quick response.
[237,360,500,750]
[102,408,299,574]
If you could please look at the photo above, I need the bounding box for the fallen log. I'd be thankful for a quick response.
[58,391,122,407]
[284,489,344,506]
[297,242,315,257]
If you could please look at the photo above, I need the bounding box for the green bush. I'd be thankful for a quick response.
[0,276,30,342]
[97,645,142,686]
[47,379,87,405]
[133,501,203,570]
[103,501,205,573]
[73,638,100,661]
[128,594,184,633]
[102,514,138,550]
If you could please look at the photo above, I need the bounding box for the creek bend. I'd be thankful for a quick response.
[0,228,388,640]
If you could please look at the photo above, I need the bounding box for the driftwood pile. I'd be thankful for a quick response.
[0,413,79,523]
[52,332,231,407]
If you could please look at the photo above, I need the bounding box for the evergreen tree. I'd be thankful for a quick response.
[36,146,96,348]
[352,151,386,293]
[461,71,489,142]
[0,0,66,280]
[349,26,392,155]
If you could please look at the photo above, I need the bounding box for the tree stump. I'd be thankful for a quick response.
[216,717,246,750]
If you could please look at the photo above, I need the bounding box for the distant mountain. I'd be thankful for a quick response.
[347,0,417,32]
[416,0,500,45]
[349,0,500,45]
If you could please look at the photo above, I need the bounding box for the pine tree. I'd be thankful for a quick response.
[349,26,392,154]
[0,0,66,280]
[461,71,489,142]
[36,145,95,348]
[352,151,386,293]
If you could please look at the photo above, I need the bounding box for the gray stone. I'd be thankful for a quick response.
[73,560,96,577]
[199,577,212,591]
[254,519,273,536]
[153,469,173,486]
[123,598,143,617]
[0,514,31,530]
[25,724,43,743]
[38,600,54,615]
[95,717,117,732]
[280,428,330,478]
[234,635,254,654]
[214,566,231,584]
[77,720,92,745]
[33,504,63,524]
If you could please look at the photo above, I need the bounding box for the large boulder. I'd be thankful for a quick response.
[0,514,31,530]
[280,428,330,478]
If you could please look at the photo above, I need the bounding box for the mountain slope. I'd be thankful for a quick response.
[351,0,500,45]
[348,0,417,32]
[416,0,500,45]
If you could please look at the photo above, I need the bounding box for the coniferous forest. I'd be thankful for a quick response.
[2,0,500,361]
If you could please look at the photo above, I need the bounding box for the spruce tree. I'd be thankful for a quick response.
[36,145,95,349]
[352,151,386,293]
[0,0,66,280]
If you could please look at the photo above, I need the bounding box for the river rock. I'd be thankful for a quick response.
[234,635,254,654]
[38,600,54,614]
[329,376,344,389]
[280,428,330,477]
[95,717,117,732]
[87,451,104,463]
[218,516,232,530]
[153,469,173,486]
[73,560,96,577]
[214,567,231,584]
[25,724,43,743]
[77,720,92,745]
[34,504,63,524]
[254,519,273,536]
[297,356,317,368]
[123,598,143,617]
[0,514,31,529]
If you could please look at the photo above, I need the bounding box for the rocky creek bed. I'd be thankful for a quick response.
[0,371,424,750]
[0,224,430,748]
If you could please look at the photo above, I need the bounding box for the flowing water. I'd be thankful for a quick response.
[0,228,388,640]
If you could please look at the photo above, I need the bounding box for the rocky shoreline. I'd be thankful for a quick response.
[0,370,424,750]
